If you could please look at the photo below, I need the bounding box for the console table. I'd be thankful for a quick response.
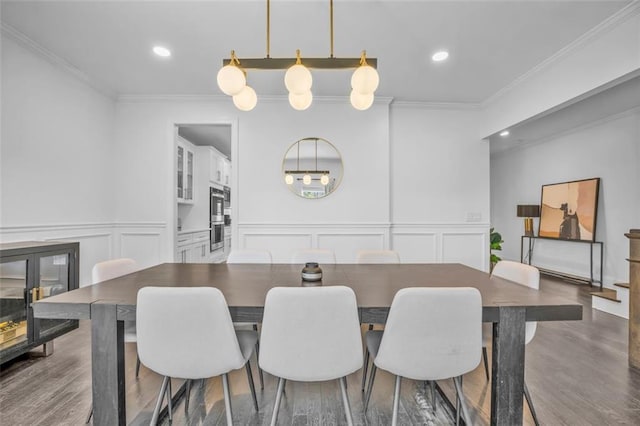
[520,235,603,290]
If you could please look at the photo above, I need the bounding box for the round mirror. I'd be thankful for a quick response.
[282,137,343,199]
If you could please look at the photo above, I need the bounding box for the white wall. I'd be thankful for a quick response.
[1,37,115,226]
[390,105,490,270]
[0,36,120,286]
[114,97,490,266]
[491,109,640,286]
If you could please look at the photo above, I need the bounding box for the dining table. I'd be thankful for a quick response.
[32,262,582,426]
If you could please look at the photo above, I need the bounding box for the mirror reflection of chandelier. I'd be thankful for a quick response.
[216,0,379,112]
[285,138,330,186]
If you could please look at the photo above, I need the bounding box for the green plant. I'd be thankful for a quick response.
[490,227,503,269]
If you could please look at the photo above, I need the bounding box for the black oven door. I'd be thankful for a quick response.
[210,223,224,252]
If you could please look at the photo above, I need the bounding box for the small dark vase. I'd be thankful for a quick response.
[301,262,323,282]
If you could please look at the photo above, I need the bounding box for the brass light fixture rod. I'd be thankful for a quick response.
[222,57,377,69]
[223,0,376,70]
[285,170,331,175]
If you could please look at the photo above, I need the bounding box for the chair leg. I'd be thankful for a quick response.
[453,376,472,426]
[363,364,377,413]
[166,377,173,421]
[135,353,141,378]
[524,381,540,426]
[245,361,259,412]
[429,380,437,414]
[222,373,233,426]
[185,379,192,414]
[253,323,264,390]
[85,405,93,424]
[391,375,401,426]
[482,346,489,381]
[339,376,354,426]
[150,376,169,426]
[361,347,370,391]
[270,377,286,426]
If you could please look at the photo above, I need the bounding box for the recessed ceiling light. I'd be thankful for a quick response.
[431,50,449,62]
[153,46,171,58]
[500,130,510,137]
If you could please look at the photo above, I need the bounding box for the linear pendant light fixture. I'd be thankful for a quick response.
[217,0,379,112]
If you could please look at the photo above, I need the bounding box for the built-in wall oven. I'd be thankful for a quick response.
[223,186,231,209]
[210,187,224,252]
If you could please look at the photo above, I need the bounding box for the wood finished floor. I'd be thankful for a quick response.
[1,276,639,425]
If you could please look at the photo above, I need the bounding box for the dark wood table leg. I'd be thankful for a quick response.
[491,306,526,426]
[91,302,126,426]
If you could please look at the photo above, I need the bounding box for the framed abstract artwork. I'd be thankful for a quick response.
[538,177,600,242]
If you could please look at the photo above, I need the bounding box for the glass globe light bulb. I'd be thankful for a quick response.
[217,64,246,96]
[350,90,374,110]
[351,65,379,94]
[320,175,329,186]
[232,85,257,111]
[285,174,294,185]
[285,64,313,94]
[289,91,313,111]
[303,174,312,185]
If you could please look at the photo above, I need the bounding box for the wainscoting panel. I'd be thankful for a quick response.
[441,232,488,271]
[392,224,489,270]
[239,223,489,267]
[1,222,168,286]
[242,232,313,263]
[119,232,162,269]
[317,233,386,262]
[238,223,391,263]
[392,233,438,263]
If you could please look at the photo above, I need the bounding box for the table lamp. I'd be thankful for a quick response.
[517,204,540,236]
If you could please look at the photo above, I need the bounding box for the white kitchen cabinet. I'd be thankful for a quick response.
[176,231,211,263]
[208,147,229,186]
[222,158,231,186]
[177,139,195,204]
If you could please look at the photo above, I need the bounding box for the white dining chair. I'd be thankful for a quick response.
[363,287,482,426]
[137,286,259,425]
[482,260,540,426]
[356,249,401,264]
[86,258,139,423]
[290,248,336,264]
[225,248,271,390]
[227,249,272,264]
[356,249,400,391]
[259,286,363,426]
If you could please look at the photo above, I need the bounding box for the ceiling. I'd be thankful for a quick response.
[0,0,631,103]
[178,125,232,158]
[489,71,640,155]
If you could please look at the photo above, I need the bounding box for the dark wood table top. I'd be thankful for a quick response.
[33,262,583,323]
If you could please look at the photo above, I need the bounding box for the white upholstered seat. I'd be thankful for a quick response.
[363,287,482,426]
[259,286,363,426]
[137,287,259,425]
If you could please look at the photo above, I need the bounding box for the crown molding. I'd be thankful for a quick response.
[390,100,481,111]
[1,22,116,100]
[490,105,640,158]
[482,2,640,108]
[118,94,394,105]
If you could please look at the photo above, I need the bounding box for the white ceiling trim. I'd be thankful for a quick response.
[390,101,481,111]
[117,94,394,106]
[490,105,640,158]
[481,1,640,108]
[0,22,116,100]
